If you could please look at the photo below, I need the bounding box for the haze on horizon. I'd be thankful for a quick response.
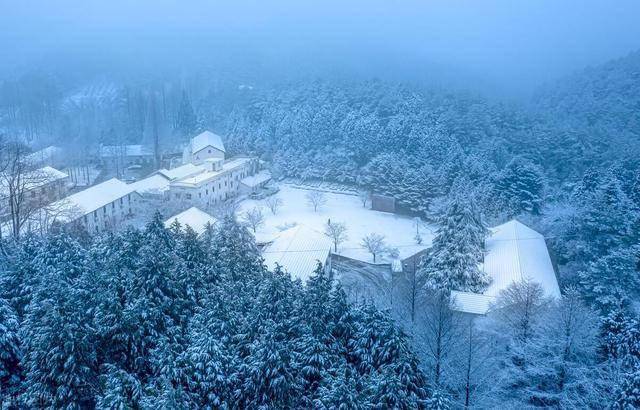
[1,0,640,97]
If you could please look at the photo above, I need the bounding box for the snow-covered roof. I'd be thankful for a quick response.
[452,220,561,315]
[26,146,63,164]
[0,166,68,199]
[100,144,153,158]
[171,158,252,187]
[51,178,137,218]
[262,224,332,283]
[155,163,205,181]
[191,131,225,154]
[164,207,217,235]
[240,170,271,188]
[129,174,170,195]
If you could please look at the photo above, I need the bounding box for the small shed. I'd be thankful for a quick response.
[371,194,396,213]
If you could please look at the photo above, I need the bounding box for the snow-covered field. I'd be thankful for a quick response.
[237,184,435,264]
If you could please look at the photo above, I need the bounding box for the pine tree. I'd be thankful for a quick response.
[128,212,185,379]
[419,194,489,292]
[0,235,44,319]
[579,247,640,312]
[209,214,264,282]
[20,233,97,408]
[175,90,197,137]
[494,157,546,216]
[0,298,21,405]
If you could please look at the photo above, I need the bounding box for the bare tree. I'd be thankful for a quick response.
[415,289,463,387]
[265,196,283,215]
[361,233,386,263]
[0,142,52,239]
[489,279,550,346]
[305,190,327,212]
[358,190,369,208]
[242,207,265,233]
[324,220,348,252]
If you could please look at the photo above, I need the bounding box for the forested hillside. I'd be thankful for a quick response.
[0,214,429,408]
[534,50,640,154]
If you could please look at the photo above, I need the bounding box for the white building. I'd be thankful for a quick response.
[183,131,226,165]
[451,220,561,315]
[100,144,155,168]
[26,146,65,167]
[240,170,272,194]
[0,166,69,219]
[49,178,140,233]
[169,157,258,207]
[164,207,217,235]
[262,224,333,283]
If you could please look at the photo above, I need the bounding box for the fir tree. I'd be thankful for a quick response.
[494,156,546,216]
[419,194,489,292]
[175,90,197,137]
[579,247,640,312]
[0,298,21,405]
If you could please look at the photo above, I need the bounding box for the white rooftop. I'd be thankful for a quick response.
[171,158,252,187]
[240,170,272,188]
[155,163,206,181]
[52,178,136,218]
[262,224,333,283]
[164,207,217,235]
[1,166,68,199]
[100,144,153,158]
[129,174,170,195]
[191,131,225,154]
[26,146,63,165]
[452,220,561,315]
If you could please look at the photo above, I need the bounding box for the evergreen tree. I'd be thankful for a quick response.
[494,156,546,216]
[127,212,185,379]
[579,247,640,312]
[20,234,97,408]
[419,194,489,292]
[0,297,21,405]
[175,90,197,137]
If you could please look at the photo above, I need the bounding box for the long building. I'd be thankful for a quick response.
[49,178,140,233]
[0,166,69,219]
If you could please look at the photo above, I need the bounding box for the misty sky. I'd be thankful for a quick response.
[2,0,640,95]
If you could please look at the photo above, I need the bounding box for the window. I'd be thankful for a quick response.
[186,193,192,200]
[206,189,208,195]
[198,193,201,198]
[103,206,107,214]
[208,149,211,153]
[120,198,123,205]
[112,203,115,209]
[83,215,87,223]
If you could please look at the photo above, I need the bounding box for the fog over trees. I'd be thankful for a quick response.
[2,1,640,408]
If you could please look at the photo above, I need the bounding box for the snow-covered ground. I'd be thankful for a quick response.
[236,184,435,264]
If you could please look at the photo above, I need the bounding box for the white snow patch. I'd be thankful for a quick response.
[237,184,433,264]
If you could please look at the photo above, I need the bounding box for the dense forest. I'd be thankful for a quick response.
[2,50,640,407]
